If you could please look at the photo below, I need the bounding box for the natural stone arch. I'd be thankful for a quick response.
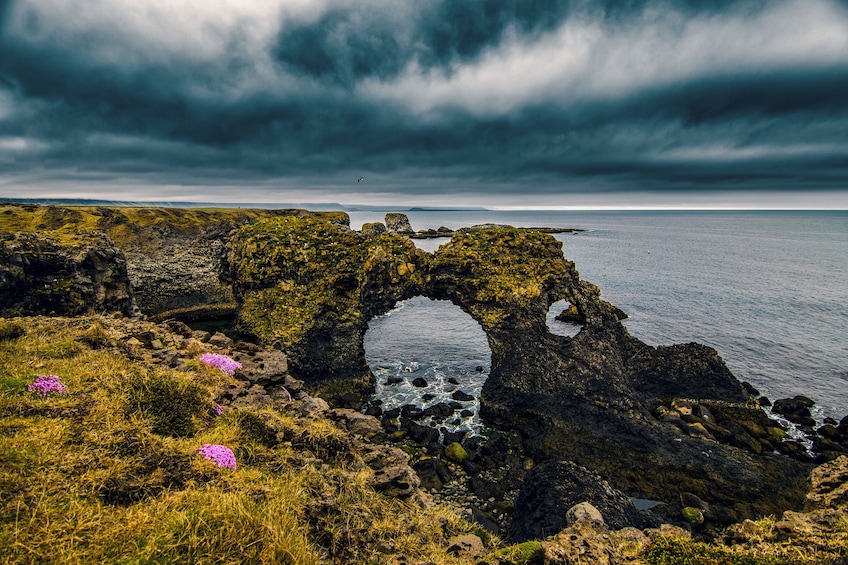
[228,215,429,405]
[228,215,812,525]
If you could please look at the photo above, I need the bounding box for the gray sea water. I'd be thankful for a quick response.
[354,210,848,429]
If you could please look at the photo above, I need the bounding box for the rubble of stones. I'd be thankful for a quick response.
[653,384,848,464]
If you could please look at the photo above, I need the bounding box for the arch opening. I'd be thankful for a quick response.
[546,299,584,337]
[364,295,492,437]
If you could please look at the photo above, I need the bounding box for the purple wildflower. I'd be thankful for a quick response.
[199,353,242,376]
[198,443,237,469]
[213,404,226,415]
[28,374,69,398]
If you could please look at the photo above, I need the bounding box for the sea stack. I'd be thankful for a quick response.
[385,213,415,234]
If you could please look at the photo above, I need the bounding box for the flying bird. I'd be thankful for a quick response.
[357,177,365,183]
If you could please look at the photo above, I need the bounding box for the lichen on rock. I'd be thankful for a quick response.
[228,215,427,405]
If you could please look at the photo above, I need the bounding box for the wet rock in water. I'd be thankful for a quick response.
[412,377,428,388]
[460,409,474,418]
[447,377,460,385]
[385,375,403,385]
[475,365,484,372]
[441,428,466,446]
[773,396,817,427]
[401,418,440,445]
[422,402,456,421]
[451,390,474,402]
[401,403,424,420]
[422,393,436,402]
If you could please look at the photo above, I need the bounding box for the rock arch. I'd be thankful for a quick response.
[228,215,812,525]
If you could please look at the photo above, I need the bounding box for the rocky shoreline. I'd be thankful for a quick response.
[2,203,847,563]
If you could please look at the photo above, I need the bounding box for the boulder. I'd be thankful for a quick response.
[444,442,468,463]
[361,222,386,237]
[566,502,605,526]
[384,213,414,234]
[509,460,656,542]
[451,390,474,401]
[361,445,420,498]
[446,534,485,559]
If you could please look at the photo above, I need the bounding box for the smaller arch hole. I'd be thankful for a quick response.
[546,299,584,337]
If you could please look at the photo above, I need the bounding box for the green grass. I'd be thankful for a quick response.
[0,315,488,564]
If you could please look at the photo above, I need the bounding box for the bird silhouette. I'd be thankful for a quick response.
[357,177,365,183]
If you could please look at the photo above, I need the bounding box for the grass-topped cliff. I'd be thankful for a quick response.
[0,203,347,319]
[0,203,347,250]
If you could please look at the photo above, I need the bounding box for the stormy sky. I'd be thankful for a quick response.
[1,0,847,208]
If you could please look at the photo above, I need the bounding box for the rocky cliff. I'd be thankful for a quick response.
[0,231,134,317]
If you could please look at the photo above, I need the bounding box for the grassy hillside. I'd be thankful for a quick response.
[0,316,485,564]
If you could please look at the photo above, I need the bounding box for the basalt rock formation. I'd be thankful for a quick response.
[0,231,134,317]
[0,204,346,323]
[229,214,813,527]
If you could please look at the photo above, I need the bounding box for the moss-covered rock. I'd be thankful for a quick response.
[682,506,705,526]
[228,216,426,405]
[0,203,346,318]
[445,441,469,463]
[0,231,135,317]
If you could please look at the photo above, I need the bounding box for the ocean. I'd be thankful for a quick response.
[352,210,848,431]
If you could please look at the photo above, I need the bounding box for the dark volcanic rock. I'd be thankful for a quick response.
[451,390,474,402]
[509,460,658,542]
[0,231,135,317]
[773,396,817,427]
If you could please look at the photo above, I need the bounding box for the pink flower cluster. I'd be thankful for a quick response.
[213,404,226,415]
[199,353,242,376]
[198,443,237,469]
[28,374,69,398]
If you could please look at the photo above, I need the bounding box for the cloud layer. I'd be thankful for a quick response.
[1,0,847,206]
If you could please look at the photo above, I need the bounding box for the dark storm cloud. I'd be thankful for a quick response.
[0,0,847,205]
